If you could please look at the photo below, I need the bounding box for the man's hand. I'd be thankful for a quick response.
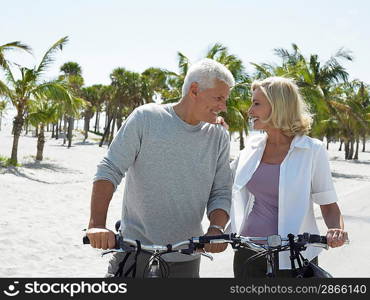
[326,228,348,248]
[86,227,116,250]
[203,227,228,253]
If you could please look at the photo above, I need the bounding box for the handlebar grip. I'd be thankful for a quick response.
[82,234,121,248]
[308,234,327,244]
[198,234,230,244]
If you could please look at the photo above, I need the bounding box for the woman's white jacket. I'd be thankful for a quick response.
[229,133,338,269]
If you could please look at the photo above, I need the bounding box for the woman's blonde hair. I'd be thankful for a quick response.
[251,76,312,136]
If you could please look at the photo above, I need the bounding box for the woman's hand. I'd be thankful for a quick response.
[320,203,348,248]
[326,228,348,248]
[216,116,229,130]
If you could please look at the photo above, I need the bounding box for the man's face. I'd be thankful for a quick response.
[192,79,230,124]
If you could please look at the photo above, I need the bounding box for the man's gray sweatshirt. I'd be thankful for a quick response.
[94,103,232,260]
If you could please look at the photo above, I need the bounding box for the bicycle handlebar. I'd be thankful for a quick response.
[83,234,202,255]
[83,232,334,253]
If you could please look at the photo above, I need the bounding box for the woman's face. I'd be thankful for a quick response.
[248,87,272,130]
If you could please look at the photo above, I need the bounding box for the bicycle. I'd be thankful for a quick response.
[83,225,346,278]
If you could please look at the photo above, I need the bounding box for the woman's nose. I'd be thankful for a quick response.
[248,106,253,115]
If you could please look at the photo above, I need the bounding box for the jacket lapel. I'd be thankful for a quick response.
[234,134,267,190]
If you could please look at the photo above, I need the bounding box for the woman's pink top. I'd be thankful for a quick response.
[240,162,280,237]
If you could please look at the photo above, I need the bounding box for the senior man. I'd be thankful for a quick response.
[86,58,235,278]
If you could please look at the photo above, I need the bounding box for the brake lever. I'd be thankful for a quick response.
[200,252,214,261]
[101,248,132,257]
[309,243,329,250]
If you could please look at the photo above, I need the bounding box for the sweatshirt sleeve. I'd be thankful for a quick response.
[93,108,143,190]
[206,130,232,218]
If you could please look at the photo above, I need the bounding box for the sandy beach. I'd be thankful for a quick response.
[0,115,369,278]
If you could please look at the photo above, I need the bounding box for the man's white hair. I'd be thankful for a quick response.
[181,58,235,97]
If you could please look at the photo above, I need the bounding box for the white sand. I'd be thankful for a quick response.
[0,116,369,277]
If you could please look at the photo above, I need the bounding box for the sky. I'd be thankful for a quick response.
[1,0,370,86]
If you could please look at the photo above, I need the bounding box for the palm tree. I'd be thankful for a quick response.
[141,67,169,103]
[160,52,191,103]
[357,82,370,152]
[59,61,84,148]
[60,61,81,76]
[81,85,101,141]
[0,36,77,165]
[330,81,370,159]
[106,67,151,145]
[98,85,115,147]
[27,99,58,160]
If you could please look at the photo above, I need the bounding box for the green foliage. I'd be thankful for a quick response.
[0,100,6,112]
[0,156,21,167]
[27,99,59,127]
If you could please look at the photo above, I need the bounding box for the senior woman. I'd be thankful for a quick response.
[229,76,348,278]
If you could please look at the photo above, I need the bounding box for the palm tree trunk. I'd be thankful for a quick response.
[105,111,109,131]
[25,118,29,135]
[354,136,360,160]
[116,114,123,131]
[94,111,99,133]
[67,116,74,148]
[63,116,67,145]
[348,139,354,159]
[55,122,59,140]
[83,115,90,142]
[344,141,350,160]
[58,118,62,139]
[338,140,343,151]
[362,134,366,152]
[36,124,45,161]
[239,129,245,150]
[10,111,25,164]
[326,139,329,150]
[99,116,113,147]
[108,115,117,146]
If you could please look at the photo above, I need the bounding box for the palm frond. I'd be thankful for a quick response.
[177,52,190,76]
[0,41,33,68]
[0,79,12,98]
[36,36,69,76]
[0,41,32,53]
[249,62,273,79]
[334,47,353,62]
[31,81,73,102]
[206,43,227,59]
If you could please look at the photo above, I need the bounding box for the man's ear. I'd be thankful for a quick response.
[189,82,199,98]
